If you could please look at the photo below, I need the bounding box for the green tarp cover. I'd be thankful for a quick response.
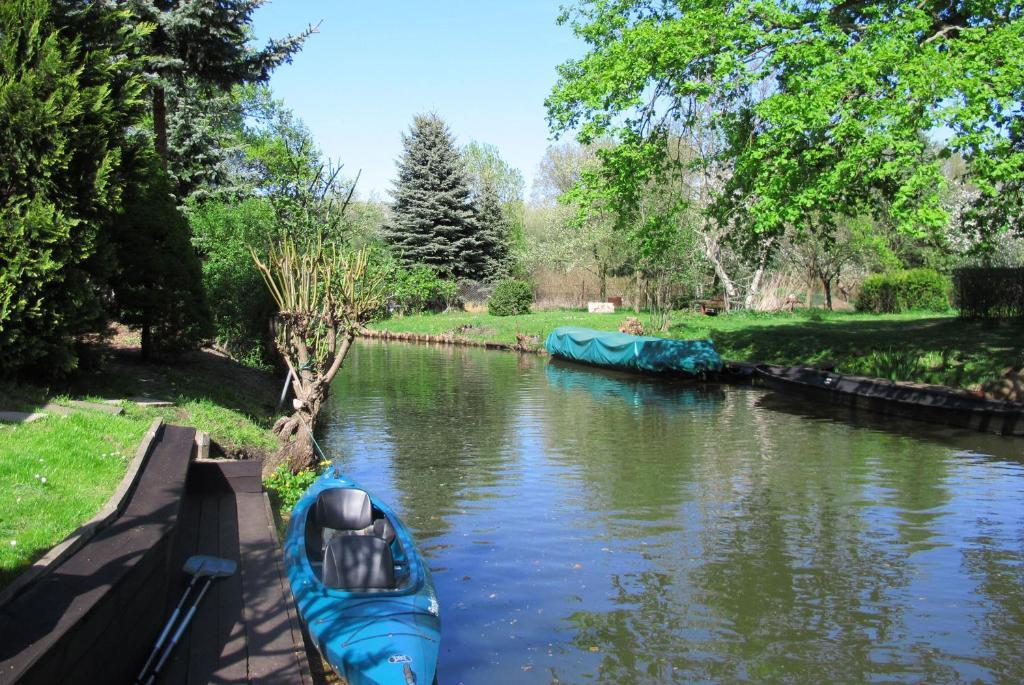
[544,326,723,376]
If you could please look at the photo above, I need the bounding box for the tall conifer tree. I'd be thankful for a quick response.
[385,115,486,280]
[474,180,512,281]
[127,0,312,197]
[0,0,147,376]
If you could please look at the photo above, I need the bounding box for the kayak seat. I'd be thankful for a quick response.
[316,488,373,530]
[323,535,396,590]
[373,517,396,544]
[307,488,374,562]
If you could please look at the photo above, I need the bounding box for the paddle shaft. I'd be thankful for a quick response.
[135,570,202,683]
[144,578,214,685]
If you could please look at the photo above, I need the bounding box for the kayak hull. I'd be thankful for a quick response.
[284,471,440,685]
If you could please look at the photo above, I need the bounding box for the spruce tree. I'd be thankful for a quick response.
[474,179,512,281]
[127,0,312,196]
[385,115,486,280]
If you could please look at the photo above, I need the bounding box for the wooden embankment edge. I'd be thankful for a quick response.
[0,417,165,608]
[358,327,545,354]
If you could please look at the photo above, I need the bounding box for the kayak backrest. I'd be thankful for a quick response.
[373,517,396,544]
[315,488,373,530]
[323,535,396,590]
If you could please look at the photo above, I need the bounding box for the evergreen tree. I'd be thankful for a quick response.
[385,115,486,280]
[0,0,147,376]
[474,180,513,281]
[165,83,239,203]
[110,150,212,360]
[127,0,312,197]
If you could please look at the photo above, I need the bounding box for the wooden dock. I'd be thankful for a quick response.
[0,426,317,685]
[158,460,315,685]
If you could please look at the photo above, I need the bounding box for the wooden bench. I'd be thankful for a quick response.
[693,298,726,316]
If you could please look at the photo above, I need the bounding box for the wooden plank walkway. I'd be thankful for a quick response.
[158,460,314,685]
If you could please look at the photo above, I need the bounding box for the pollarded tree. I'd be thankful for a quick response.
[384,114,487,280]
[253,241,387,475]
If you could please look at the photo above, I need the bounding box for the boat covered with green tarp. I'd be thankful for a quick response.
[544,326,723,377]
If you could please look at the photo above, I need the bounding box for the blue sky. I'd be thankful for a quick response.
[252,1,584,201]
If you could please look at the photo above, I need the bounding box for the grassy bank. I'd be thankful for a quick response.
[0,410,151,587]
[370,309,1024,389]
[0,345,279,587]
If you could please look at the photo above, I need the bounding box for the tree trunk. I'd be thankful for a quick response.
[821,276,833,310]
[702,233,737,309]
[263,406,319,477]
[744,240,774,309]
[598,261,608,302]
[152,86,168,162]
[140,320,152,361]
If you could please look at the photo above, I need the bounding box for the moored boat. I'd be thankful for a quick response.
[544,326,723,377]
[284,469,440,685]
[756,364,1024,436]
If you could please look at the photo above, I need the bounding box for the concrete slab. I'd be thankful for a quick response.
[0,411,47,424]
[67,399,124,415]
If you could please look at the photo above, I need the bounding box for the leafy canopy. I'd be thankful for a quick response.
[547,0,1024,243]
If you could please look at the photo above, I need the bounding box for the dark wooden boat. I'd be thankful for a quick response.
[756,364,1024,436]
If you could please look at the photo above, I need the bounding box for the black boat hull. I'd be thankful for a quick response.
[756,365,1024,436]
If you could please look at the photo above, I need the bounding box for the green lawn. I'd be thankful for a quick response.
[371,309,1024,389]
[0,347,280,588]
[0,411,150,586]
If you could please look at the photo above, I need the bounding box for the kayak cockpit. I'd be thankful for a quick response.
[304,487,412,591]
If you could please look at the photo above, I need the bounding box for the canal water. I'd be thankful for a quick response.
[321,340,1024,684]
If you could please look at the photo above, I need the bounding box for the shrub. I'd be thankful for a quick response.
[855,269,951,313]
[389,264,458,314]
[954,267,1024,318]
[488,279,534,316]
[189,197,278,361]
[263,466,319,511]
[111,151,212,360]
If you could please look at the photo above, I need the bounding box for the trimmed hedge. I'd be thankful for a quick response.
[855,269,951,313]
[954,267,1024,318]
[488,279,533,316]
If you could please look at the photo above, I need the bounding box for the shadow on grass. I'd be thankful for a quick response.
[68,347,278,420]
[679,316,1024,388]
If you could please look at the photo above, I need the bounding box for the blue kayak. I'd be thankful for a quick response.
[544,326,723,376]
[284,469,440,685]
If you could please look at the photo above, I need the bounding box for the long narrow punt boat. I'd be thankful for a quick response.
[756,364,1024,436]
[284,469,440,685]
[544,326,723,377]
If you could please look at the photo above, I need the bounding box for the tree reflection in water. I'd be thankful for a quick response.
[323,341,1024,684]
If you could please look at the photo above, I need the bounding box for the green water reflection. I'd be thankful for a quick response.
[323,340,1024,684]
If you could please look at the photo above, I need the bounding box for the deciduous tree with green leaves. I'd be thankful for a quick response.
[547,0,1024,248]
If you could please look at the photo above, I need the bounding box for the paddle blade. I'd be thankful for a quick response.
[183,555,237,578]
